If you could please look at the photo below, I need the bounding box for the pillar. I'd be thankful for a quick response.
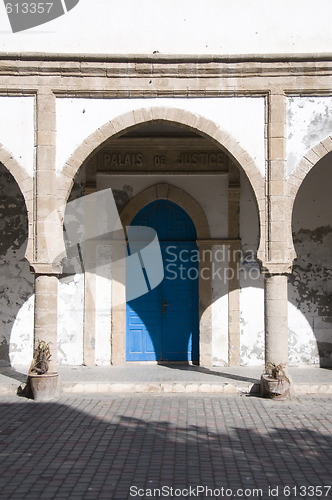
[31,89,62,372]
[34,273,59,372]
[264,273,289,371]
[260,92,294,374]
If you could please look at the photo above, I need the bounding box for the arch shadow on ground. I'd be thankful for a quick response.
[0,395,331,499]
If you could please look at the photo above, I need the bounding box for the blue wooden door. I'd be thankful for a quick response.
[126,200,199,361]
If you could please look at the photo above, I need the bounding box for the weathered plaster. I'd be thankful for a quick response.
[290,153,332,366]
[289,227,332,366]
[56,97,265,176]
[287,96,332,176]
[0,164,34,367]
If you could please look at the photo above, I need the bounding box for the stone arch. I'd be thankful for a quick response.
[120,183,211,240]
[288,136,332,260]
[57,106,265,228]
[288,135,332,202]
[0,145,33,263]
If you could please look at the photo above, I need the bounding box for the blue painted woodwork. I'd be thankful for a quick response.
[126,200,199,361]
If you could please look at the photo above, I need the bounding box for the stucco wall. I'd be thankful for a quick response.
[0,0,331,56]
[0,163,34,368]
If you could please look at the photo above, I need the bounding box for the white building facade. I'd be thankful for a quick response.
[0,1,331,371]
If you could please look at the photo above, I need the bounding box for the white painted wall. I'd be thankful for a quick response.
[287,96,332,176]
[0,96,35,177]
[56,97,266,176]
[0,0,331,56]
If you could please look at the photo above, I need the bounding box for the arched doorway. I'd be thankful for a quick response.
[126,199,199,362]
[289,150,332,366]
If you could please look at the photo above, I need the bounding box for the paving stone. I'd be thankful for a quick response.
[0,394,331,499]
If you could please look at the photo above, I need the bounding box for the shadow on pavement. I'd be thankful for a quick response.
[0,396,331,499]
[159,363,260,384]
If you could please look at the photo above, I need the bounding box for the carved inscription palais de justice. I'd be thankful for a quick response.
[101,150,228,173]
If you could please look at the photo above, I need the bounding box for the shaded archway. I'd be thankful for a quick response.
[289,149,332,366]
[57,108,264,367]
[287,134,332,263]
[0,145,33,263]
[0,161,34,368]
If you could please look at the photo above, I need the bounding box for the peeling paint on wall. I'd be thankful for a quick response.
[287,96,332,175]
[289,226,332,366]
[290,153,332,366]
[0,163,34,367]
[113,184,134,213]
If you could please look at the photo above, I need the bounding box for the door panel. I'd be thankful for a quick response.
[126,200,198,362]
[162,243,198,361]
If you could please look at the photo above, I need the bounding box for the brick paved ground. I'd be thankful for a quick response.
[0,394,331,500]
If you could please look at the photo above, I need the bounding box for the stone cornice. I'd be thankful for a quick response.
[0,52,332,81]
[1,52,332,62]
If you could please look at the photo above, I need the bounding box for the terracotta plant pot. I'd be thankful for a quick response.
[260,374,290,400]
[28,372,58,402]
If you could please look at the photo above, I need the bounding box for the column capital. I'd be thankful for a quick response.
[260,260,293,276]
[30,262,62,275]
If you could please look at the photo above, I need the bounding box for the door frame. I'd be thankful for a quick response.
[111,183,212,365]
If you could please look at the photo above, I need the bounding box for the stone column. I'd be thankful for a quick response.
[34,273,59,372]
[261,92,294,373]
[31,89,62,372]
[264,273,289,370]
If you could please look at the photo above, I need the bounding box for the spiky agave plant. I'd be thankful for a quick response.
[30,340,52,375]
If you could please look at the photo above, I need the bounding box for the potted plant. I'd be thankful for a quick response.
[27,340,58,402]
[260,362,290,400]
